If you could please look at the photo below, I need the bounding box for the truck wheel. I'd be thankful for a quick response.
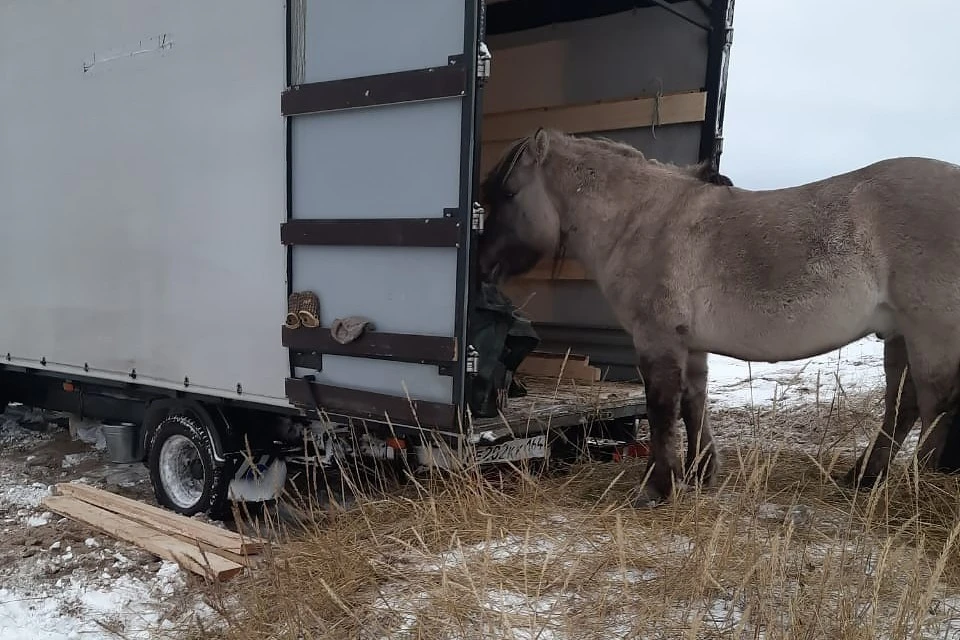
[148,415,231,518]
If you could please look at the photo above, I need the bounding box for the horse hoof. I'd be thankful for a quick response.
[632,494,663,509]
[837,467,878,491]
[686,452,721,489]
[631,483,679,508]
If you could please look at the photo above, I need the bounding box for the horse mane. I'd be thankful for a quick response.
[481,131,732,207]
[581,134,733,186]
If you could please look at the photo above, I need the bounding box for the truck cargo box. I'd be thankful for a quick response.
[0,0,733,517]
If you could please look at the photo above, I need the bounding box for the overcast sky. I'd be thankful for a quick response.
[720,0,960,190]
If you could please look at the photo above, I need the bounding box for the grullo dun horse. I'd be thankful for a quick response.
[477,127,960,506]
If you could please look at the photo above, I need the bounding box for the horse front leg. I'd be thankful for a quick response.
[633,345,687,507]
[681,351,720,488]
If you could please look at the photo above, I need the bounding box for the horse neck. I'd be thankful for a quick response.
[542,148,685,271]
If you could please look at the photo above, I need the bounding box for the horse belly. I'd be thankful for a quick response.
[692,288,891,363]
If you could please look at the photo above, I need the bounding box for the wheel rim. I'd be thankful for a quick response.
[158,434,206,509]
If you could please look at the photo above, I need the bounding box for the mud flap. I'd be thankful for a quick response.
[227,455,288,503]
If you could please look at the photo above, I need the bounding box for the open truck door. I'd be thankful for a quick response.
[280,1,485,436]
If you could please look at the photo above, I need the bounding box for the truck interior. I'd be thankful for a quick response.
[466,0,732,430]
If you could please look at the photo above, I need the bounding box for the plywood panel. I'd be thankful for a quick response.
[483,39,572,113]
[486,3,709,105]
[483,91,706,143]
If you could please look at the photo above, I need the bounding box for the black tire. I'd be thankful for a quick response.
[148,415,232,518]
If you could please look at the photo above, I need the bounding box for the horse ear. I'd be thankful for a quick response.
[532,128,550,165]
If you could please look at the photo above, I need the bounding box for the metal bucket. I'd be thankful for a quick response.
[101,422,142,464]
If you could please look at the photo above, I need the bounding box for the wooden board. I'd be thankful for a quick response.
[471,376,646,437]
[170,533,261,568]
[482,90,707,144]
[55,482,266,555]
[509,258,589,281]
[516,352,601,383]
[478,91,707,178]
[42,495,245,582]
[521,351,589,363]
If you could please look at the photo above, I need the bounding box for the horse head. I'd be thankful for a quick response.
[477,128,562,283]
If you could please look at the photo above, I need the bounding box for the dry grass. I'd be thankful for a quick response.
[170,379,960,640]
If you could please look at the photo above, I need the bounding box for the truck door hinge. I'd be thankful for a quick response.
[477,42,491,84]
[471,202,485,233]
[466,345,479,374]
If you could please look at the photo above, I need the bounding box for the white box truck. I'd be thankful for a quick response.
[0,0,733,518]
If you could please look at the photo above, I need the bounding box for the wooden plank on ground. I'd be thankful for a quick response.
[170,533,263,568]
[42,495,245,582]
[482,90,707,143]
[55,482,266,555]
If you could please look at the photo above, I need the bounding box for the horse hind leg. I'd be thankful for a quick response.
[841,335,919,488]
[680,351,720,488]
[902,333,960,471]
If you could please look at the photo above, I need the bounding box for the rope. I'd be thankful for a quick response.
[651,78,664,140]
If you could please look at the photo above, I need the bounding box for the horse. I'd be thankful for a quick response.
[476,127,960,506]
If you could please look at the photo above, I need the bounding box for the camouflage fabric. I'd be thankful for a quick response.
[467,282,540,418]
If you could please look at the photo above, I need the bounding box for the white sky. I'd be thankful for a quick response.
[720,0,960,190]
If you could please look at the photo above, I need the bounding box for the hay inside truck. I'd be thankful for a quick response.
[0,0,734,518]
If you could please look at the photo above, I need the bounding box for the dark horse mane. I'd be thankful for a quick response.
[480,136,531,206]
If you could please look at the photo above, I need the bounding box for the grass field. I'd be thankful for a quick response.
[172,347,960,640]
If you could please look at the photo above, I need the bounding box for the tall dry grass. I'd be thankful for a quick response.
[172,377,960,640]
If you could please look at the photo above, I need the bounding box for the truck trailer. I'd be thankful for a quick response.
[0,0,735,518]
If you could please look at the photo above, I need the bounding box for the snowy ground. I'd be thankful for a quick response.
[707,335,886,409]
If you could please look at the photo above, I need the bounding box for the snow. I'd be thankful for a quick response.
[0,483,51,510]
[0,561,213,640]
[707,336,886,408]
[71,419,107,451]
[26,512,52,528]
[0,407,222,640]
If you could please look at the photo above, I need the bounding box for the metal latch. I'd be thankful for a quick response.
[477,42,491,84]
[471,202,485,233]
[466,345,479,374]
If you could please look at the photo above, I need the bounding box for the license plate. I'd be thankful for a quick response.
[473,434,548,465]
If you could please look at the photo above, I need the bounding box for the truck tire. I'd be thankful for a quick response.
[148,414,231,518]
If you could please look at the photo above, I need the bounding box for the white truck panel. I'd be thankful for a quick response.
[0,1,291,405]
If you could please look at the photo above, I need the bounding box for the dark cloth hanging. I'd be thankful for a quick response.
[466,282,540,418]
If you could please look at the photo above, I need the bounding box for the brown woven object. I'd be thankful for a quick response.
[297,291,320,328]
[284,292,302,329]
